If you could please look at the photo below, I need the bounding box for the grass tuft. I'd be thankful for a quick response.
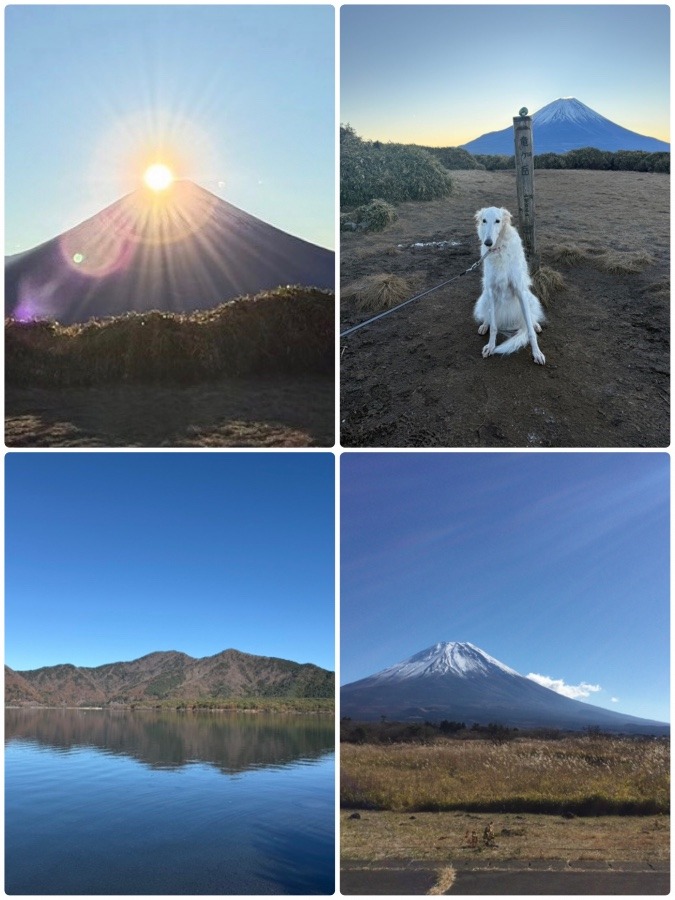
[343,274,414,313]
[596,251,655,275]
[532,266,566,307]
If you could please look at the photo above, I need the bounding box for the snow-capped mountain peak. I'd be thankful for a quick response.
[341,640,669,734]
[369,641,520,683]
[461,96,669,155]
[532,97,610,127]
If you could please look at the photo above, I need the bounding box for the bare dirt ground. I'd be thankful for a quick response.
[340,170,669,447]
[5,376,334,447]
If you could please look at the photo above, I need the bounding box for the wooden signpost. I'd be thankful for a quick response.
[513,108,539,271]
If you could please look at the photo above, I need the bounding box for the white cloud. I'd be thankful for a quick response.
[611,697,620,703]
[526,673,602,700]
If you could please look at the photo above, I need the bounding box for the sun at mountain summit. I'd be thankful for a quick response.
[143,164,174,191]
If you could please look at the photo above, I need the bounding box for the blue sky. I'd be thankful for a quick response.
[5,5,334,254]
[341,453,670,723]
[5,453,335,672]
[341,5,670,146]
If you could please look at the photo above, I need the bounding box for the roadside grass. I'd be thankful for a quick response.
[341,810,670,863]
[341,736,669,816]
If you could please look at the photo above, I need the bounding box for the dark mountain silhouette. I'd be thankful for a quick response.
[5,180,334,324]
[6,648,334,706]
[462,97,670,155]
[341,642,668,735]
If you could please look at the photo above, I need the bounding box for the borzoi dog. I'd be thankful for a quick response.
[473,207,546,365]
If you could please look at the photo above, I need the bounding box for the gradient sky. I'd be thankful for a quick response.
[6,453,335,672]
[5,5,334,254]
[341,453,669,723]
[341,5,670,147]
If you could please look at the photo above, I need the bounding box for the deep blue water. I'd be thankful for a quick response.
[5,709,335,895]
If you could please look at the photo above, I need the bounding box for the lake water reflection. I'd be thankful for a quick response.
[6,708,335,895]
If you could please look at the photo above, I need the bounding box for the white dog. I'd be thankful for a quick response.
[473,207,546,365]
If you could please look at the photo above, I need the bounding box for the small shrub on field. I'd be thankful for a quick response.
[340,125,453,208]
[5,286,334,386]
[343,274,413,313]
[343,199,398,233]
[425,146,484,170]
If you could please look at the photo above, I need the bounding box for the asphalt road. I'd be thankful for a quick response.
[341,859,670,895]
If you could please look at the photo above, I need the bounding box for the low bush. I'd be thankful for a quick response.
[341,199,398,233]
[341,125,453,208]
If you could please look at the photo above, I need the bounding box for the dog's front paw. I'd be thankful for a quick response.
[482,343,495,358]
[533,349,546,365]
[477,322,489,335]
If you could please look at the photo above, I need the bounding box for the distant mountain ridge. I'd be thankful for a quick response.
[6,649,335,706]
[461,97,670,155]
[341,641,668,735]
[5,180,334,324]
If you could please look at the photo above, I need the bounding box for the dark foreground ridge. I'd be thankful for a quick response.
[6,648,335,707]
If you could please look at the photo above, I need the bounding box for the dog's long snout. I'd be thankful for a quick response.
[484,238,493,247]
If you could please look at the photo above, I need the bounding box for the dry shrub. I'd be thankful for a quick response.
[532,266,565,307]
[343,274,413,313]
[548,244,589,266]
[596,251,655,275]
[6,286,334,387]
[547,245,655,277]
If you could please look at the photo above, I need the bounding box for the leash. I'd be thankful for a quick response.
[340,247,495,339]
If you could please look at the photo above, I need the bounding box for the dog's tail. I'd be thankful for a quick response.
[491,329,530,355]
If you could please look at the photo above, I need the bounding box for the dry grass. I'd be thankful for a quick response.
[340,810,670,863]
[428,866,456,893]
[5,375,334,448]
[6,286,333,387]
[341,736,669,816]
[531,266,565,306]
[342,274,416,313]
[595,251,655,275]
[547,243,655,276]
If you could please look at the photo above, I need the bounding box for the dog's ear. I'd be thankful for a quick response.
[500,208,512,225]
[474,209,484,223]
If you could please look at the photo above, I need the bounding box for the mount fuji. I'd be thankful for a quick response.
[341,642,669,734]
[461,97,670,155]
[5,180,334,325]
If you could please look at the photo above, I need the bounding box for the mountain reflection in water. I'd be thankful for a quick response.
[5,708,334,773]
[6,709,335,895]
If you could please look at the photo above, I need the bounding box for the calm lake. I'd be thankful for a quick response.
[5,708,335,895]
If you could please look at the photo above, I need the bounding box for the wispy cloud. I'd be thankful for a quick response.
[611,697,620,703]
[527,673,602,700]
